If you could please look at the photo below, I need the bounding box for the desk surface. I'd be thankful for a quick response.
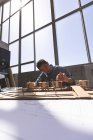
[0,100,93,140]
[0,86,93,100]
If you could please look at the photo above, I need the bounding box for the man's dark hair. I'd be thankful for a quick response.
[37,59,49,69]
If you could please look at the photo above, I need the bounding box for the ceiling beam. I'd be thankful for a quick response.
[0,0,9,6]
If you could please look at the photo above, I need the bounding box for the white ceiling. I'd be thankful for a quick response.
[0,0,9,5]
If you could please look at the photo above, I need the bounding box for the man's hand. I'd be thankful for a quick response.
[26,81,31,88]
[26,81,37,89]
[56,72,69,82]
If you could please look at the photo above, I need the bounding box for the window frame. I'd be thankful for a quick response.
[0,0,92,75]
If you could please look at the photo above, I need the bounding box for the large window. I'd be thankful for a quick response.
[56,12,88,66]
[3,1,10,21]
[2,20,9,43]
[9,41,19,66]
[54,0,79,19]
[0,6,2,24]
[11,66,18,74]
[10,12,19,42]
[21,1,33,36]
[21,0,30,7]
[81,0,92,5]
[11,0,20,15]
[34,0,51,29]
[83,6,93,62]
[35,25,55,65]
[0,0,93,74]
[21,63,34,73]
[0,25,1,35]
[21,34,34,63]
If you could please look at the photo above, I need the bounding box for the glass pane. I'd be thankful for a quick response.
[21,0,30,7]
[11,0,20,15]
[0,25,1,34]
[56,12,88,66]
[54,0,79,19]
[21,63,34,73]
[21,2,33,36]
[10,12,19,42]
[35,25,55,65]
[81,0,92,5]
[83,6,93,62]
[2,20,9,43]
[34,0,51,29]
[3,1,10,21]
[0,7,2,24]
[9,41,19,66]
[21,34,34,63]
[11,66,18,74]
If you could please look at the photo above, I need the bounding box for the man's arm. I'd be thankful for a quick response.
[35,72,47,85]
[26,72,47,88]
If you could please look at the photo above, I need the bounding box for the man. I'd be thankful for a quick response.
[27,59,75,87]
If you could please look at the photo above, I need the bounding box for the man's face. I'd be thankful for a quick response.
[39,64,50,73]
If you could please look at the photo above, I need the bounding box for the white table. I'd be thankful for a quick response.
[0,100,93,140]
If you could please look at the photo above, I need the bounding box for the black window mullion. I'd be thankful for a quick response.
[79,0,91,63]
[33,0,36,70]
[0,5,3,40]
[19,0,22,74]
[50,0,59,65]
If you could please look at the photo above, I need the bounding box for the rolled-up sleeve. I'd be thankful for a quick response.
[35,72,47,85]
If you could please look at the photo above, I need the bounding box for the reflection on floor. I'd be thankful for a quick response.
[0,100,93,140]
